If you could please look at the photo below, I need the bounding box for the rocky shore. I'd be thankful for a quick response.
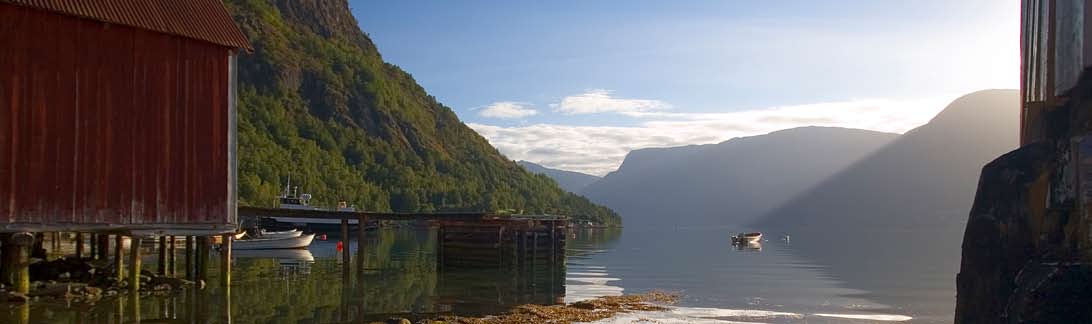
[1,256,199,305]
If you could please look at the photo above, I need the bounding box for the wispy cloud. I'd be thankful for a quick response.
[479,101,539,119]
[553,89,672,115]
[471,96,954,176]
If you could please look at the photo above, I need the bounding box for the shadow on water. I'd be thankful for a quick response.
[776,225,965,324]
[8,228,567,323]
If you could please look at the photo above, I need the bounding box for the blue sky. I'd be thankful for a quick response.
[350,0,1019,175]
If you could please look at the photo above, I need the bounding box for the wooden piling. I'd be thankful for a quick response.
[168,236,177,277]
[196,236,210,281]
[128,237,142,291]
[185,236,194,280]
[1,233,33,294]
[220,233,232,287]
[89,234,97,259]
[157,236,167,275]
[115,235,125,283]
[341,218,350,281]
[97,234,110,260]
[75,233,84,259]
[356,215,366,276]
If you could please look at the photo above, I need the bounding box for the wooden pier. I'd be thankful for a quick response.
[237,207,569,271]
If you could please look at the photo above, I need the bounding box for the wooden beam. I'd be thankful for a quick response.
[184,236,194,280]
[128,237,142,291]
[75,233,84,259]
[114,235,124,283]
[158,236,167,275]
[168,236,177,277]
[1,233,33,294]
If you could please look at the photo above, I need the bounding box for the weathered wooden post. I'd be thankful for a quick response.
[356,215,366,276]
[168,236,177,277]
[185,236,194,280]
[157,236,167,275]
[129,236,142,291]
[220,234,232,287]
[1,233,34,294]
[97,234,110,260]
[75,233,84,259]
[196,236,210,281]
[115,235,125,283]
[89,234,98,259]
[341,218,350,281]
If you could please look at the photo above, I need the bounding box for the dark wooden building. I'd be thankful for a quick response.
[0,0,252,236]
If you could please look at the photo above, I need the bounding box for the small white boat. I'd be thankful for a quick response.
[233,233,315,250]
[259,229,302,239]
[732,232,762,245]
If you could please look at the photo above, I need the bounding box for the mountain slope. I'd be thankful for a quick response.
[518,161,601,193]
[580,127,899,227]
[223,0,619,225]
[755,89,1020,229]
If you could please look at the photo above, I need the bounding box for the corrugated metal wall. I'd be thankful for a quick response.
[0,4,236,232]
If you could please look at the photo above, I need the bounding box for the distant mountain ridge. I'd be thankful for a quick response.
[581,126,900,227]
[755,89,1019,229]
[518,161,601,193]
[581,89,1018,229]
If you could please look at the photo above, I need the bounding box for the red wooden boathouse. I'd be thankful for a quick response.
[0,0,252,236]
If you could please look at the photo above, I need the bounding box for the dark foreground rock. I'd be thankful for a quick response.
[955,141,1092,323]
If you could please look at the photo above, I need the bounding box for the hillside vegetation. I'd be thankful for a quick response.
[224,0,619,225]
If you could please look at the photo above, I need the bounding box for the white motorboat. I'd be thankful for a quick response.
[233,233,315,250]
[732,232,762,245]
[258,229,302,239]
[265,178,360,228]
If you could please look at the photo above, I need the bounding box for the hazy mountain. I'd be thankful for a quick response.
[518,161,601,193]
[224,0,619,225]
[581,127,900,227]
[755,89,1020,229]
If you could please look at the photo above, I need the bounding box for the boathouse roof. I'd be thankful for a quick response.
[0,0,252,51]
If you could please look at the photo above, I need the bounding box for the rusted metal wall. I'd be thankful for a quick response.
[0,4,236,233]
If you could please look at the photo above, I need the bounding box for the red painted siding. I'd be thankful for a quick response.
[0,4,236,231]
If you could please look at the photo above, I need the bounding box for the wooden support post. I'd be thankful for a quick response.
[89,234,97,260]
[185,236,194,280]
[549,224,556,263]
[168,236,177,277]
[196,236,210,281]
[157,236,167,275]
[75,233,84,259]
[220,234,232,287]
[341,218,350,281]
[115,235,125,283]
[97,234,109,260]
[128,237,142,291]
[436,226,444,272]
[356,215,366,277]
[1,233,33,294]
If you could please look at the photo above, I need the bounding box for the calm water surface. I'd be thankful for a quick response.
[5,225,961,323]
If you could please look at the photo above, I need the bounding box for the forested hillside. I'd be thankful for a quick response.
[223,0,619,225]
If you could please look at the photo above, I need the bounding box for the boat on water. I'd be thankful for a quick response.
[732,232,762,245]
[233,233,316,250]
[262,178,365,231]
[258,228,302,239]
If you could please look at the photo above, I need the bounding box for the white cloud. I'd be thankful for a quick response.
[470,96,955,176]
[554,89,672,115]
[479,101,539,119]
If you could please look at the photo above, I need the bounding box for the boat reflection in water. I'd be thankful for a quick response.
[734,241,762,252]
[12,228,571,323]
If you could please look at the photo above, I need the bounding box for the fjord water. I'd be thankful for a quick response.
[12,226,960,323]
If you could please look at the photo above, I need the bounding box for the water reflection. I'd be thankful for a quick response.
[10,228,569,323]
